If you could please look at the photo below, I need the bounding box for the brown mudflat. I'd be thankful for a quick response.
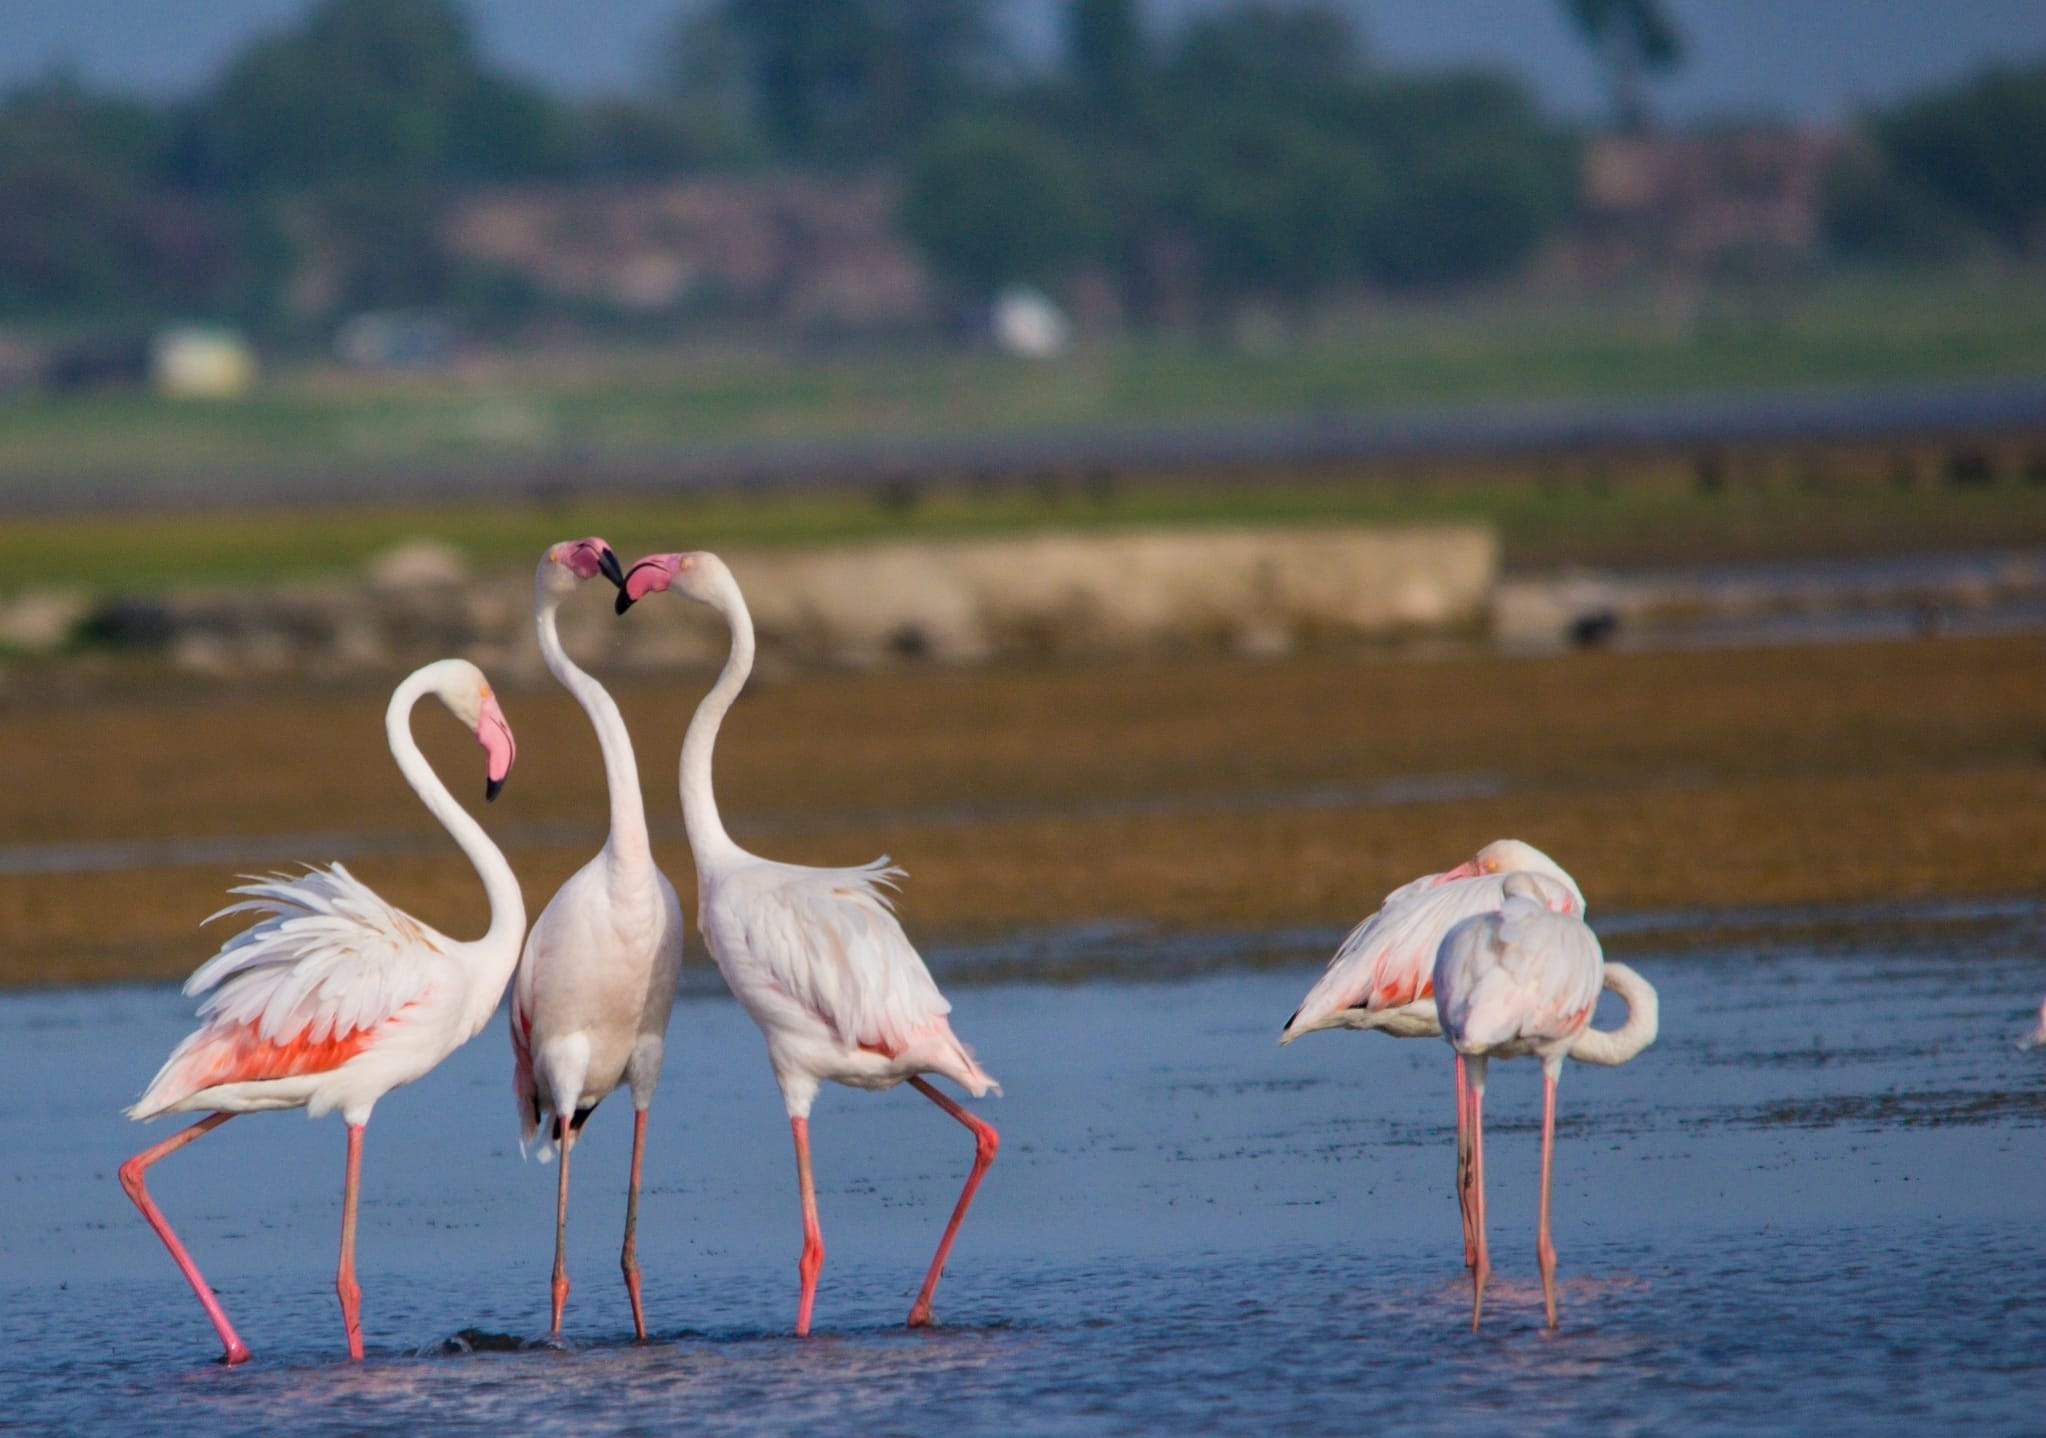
[4,632,2044,987]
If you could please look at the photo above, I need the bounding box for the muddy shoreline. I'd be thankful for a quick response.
[4,631,2044,987]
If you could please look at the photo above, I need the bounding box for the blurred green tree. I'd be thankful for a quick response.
[1067,0,1146,127]
[1168,111,1382,306]
[677,0,1002,166]
[1348,73,1574,286]
[1819,149,1985,265]
[181,0,569,189]
[1874,63,2046,252]
[902,115,1104,295]
[1559,0,1682,134]
[0,75,247,318]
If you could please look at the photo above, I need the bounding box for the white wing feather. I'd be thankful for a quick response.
[1289,871,1535,1033]
[185,864,446,1045]
[721,857,950,1054]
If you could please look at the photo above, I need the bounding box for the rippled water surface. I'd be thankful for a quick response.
[5,908,2045,1436]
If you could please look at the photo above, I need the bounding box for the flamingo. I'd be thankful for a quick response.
[615,550,1000,1336]
[119,658,524,1365]
[1278,838,1588,1264]
[510,538,684,1341]
[1432,871,1659,1331]
[2024,996,2046,1050]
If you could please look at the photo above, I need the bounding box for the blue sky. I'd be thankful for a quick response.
[5,0,2045,123]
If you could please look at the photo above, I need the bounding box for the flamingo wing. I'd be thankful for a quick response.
[720,857,953,1057]
[1285,872,1519,1036]
[130,865,447,1117]
[1433,903,1603,1053]
[510,978,541,1146]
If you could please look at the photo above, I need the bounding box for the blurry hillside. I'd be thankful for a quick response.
[3,0,2043,369]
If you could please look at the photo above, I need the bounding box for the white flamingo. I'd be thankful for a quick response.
[616,550,1000,1336]
[1281,839,1586,1045]
[1433,872,1659,1330]
[1279,839,1649,1268]
[119,658,524,1365]
[510,538,684,1341]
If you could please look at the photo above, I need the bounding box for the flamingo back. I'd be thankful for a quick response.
[1433,898,1604,1058]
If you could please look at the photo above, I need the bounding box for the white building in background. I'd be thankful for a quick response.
[151,324,255,399]
[991,287,1072,359]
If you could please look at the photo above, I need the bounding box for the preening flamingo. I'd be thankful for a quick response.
[1432,872,1659,1331]
[510,538,684,1340]
[1278,838,1587,1265]
[616,550,1000,1336]
[119,658,525,1365]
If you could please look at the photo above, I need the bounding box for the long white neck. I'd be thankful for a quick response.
[386,670,526,964]
[678,568,753,872]
[536,583,651,872]
[1570,961,1659,1066]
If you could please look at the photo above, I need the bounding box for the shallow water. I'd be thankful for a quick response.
[5,907,2046,1436]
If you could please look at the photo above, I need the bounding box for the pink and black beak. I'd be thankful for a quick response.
[560,537,625,588]
[477,692,517,802]
[615,553,682,615]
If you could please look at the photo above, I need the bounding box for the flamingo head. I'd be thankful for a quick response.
[613,550,728,614]
[540,537,624,596]
[1499,870,1577,915]
[1470,838,1584,913]
[432,659,518,802]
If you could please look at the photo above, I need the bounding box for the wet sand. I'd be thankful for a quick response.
[4,632,2045,986]
[4,902,2044,1435]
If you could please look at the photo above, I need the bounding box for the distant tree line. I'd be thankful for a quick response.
[1821,61,2046,264]
[0,0,2038,338]
[896,1,1574,318]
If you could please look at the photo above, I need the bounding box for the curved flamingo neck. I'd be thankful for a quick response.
[678,568,753,872]
[1571,961,1659,1066]
[536,581,651,871]
[386,668,526,961]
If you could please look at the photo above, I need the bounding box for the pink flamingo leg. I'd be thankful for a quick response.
[118,1112,252,1366]
[1467,1057,1490,1332]
[1537,1068,1562,1331]
[905,1076,1000,1329]
[1455,1053,1476,1271]
[791,1116,824,1336]
[337,1122,365,1361]
[621,1107,649,1341]
[550,1113,573,1336]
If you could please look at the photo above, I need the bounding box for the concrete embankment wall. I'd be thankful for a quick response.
[0,524,1498,676]
[684,524,1497,667]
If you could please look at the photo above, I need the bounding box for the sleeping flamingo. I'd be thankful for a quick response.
[615,550,999,1336]
[510,538,684,1341]
[119,658,524,1365]
[1433,872,1659,1330]
[1279,839,1588,1264]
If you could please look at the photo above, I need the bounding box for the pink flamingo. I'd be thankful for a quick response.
[1279,839,1586,1264]
[616,550,999,1336]
[510,538,684,1340]
[119,659,524,1365]
[1433,872,1659,1330]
